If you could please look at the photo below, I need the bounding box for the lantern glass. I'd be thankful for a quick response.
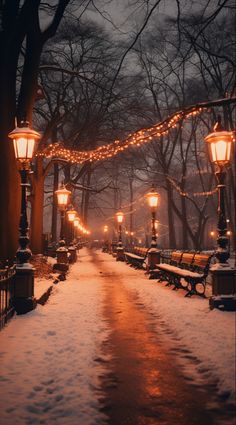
[116,212,124,223]
[13,137,36,160]
[8,122,41,164]
[67,209,77,222]
[146,189,159,209]
[205,130,233,166]
[74,218,80,227]
[55,187,71,209]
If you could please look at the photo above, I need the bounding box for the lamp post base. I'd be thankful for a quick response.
[13,265,37,315]
[68,245,77,263]
[116,246,125,261]
[147,248,161,272]
[54,246,69,273]
[209,263,236,311]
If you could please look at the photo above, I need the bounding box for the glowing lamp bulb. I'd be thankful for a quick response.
[116,211,124,223]
[8,121,41,167]
[55,186,71,210]
[146,187,159,210]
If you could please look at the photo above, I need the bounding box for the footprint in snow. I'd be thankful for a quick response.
[46,330,56,336]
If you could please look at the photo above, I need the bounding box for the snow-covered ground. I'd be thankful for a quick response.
[0,250,110,425]
[99,251,235,400]
[0,248,235,425]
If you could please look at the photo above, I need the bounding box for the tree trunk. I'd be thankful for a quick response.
[30,158,44,254]
[129,178,134,244]
[181,195,188,249]
[166,180,177,249]
[0,119,20,262]
[51,163,59,242]
[0,48,20,261]
[83,168,92,224]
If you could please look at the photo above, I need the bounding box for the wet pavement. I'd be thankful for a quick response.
[92,250,235,425]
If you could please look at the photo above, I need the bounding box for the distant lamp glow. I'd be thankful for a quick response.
[204,119,233,167]
[104,225,108,233]
[146,186,159,210]
[55,185,71,210]
[210,231,215,237]
[147,186,159,249]
[8,120,40,167]
[116,211,124,223]
[67,208,77,222]
[73,217,80,228]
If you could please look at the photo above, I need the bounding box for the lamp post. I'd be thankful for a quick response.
[146,186,161,271]
[210,230,215,249]
[116,211,125,261]
[103,225,109,252]
[8,120,40,314]
[55,185,71,244]
[204,117,236,310]
[227,230,231,254]
[54,185,71,272]
[66,207,77,262]
[66,206,77,243]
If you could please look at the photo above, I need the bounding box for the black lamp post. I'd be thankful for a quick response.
[66,206,77,244]
[146,186,159,248]
[54,185,71,272]
[146,186,161,271]
[66,207,78,263]
[204,117,236,309]
[116,211,125,261]
[55,185,71,245]
[103,225,109,252]
[8,120,41,314]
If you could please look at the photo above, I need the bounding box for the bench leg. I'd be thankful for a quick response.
[172,275,181,290]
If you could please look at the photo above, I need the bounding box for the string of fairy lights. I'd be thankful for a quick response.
[37,106,204,164]
[166,176,218,198]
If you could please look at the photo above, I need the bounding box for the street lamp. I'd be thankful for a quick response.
[146,186,159,248]
[67,207,77,223]
[54,185,71,272]
[103,225,109,253]
[55,185,71,245]
[146,186,161,272]
[116,211,125,261]
[66,207,78,261]
[204,117,236,309]
[210,230,215,249]
[8,120,41,314]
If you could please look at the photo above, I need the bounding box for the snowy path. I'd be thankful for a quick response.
[98,253,235,398]
[0,250,109,425]
[0,248,235,425]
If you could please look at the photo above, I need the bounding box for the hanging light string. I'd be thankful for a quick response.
[37,106,205,163]
[36,96,236,164]
[166,176,218,197]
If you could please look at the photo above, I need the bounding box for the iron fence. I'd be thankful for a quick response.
[0,265,16,330]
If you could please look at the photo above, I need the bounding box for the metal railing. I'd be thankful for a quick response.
[0,265,16,330]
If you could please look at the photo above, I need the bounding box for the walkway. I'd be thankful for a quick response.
[0,249,235,425]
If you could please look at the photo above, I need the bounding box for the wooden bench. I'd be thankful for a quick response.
[151,251,213,296]
[124,246,148,269]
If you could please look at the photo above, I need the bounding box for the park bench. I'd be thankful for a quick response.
[124,246,149,269]
[150,251,213,296]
